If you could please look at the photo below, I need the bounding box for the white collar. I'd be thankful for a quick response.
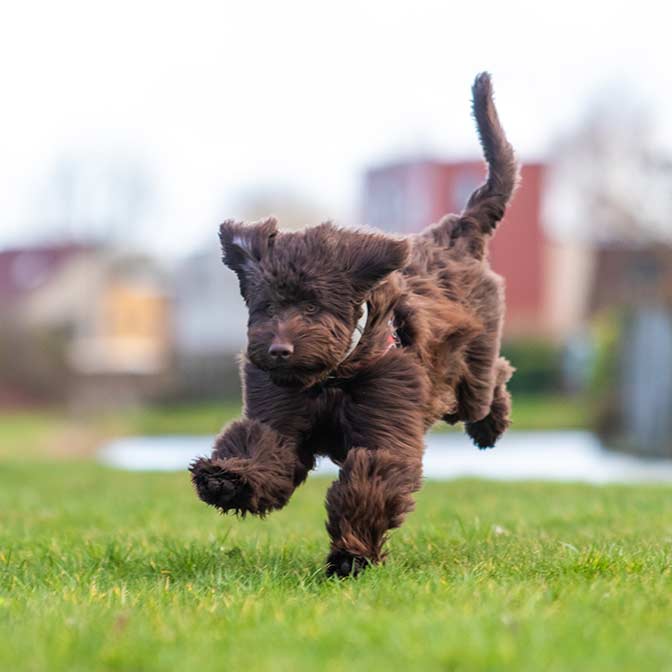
[340,301,368,362]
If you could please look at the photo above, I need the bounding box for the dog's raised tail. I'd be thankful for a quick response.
[461,72,519,234]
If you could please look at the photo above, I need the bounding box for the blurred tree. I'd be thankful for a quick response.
[547,90,672,456]
[546,92,672,244]
[34,154,154,244]
[0,320,73,403]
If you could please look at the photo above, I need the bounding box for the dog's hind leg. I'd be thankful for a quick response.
[464,357,513,449]
[445,274,505,422]
[190,418,312,516]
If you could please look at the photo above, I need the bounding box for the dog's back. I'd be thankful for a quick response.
[398,73,519,445]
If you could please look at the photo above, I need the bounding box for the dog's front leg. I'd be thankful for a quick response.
[190,418,308,516]
[191,361,315,516]
[324,352,426,577]
[325,447,423,577]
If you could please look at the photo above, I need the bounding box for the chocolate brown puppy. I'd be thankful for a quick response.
[191,72,519,577]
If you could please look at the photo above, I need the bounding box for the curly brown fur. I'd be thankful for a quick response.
[191,72,519,576]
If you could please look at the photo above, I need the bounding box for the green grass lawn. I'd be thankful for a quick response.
[1,460,671,671]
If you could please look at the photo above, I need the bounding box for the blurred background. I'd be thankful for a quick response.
[2,0,672,461]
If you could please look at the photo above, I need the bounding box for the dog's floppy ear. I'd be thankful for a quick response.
[219,217,277,296]
[345,231,410,293]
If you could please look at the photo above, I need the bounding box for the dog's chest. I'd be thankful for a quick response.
[303,384,357,463]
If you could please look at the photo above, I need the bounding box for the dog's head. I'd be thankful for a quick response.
[219,218,409,387]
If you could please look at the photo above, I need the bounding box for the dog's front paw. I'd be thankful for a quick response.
[189,458,248,512]
[326,550,370,579]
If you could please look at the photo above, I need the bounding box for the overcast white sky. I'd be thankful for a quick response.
[1,0,670,257]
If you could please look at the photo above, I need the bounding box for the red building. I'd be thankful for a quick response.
[362,160,553,337]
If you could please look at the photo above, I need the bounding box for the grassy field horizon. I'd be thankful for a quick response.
[1,393,588,462]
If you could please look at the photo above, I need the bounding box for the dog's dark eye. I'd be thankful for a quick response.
[304,303,318,315]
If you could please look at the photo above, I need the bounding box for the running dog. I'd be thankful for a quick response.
[190,72,519,577]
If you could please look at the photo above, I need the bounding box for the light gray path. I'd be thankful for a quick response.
[98,431,672,484]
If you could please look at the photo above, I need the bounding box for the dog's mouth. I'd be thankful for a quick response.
[267,371,310,388]
[270,362,331,381]
[250,356,334,387]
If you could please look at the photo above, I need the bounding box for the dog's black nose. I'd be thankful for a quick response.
[268,342,294,360]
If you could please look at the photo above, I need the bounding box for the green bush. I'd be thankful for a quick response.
[501,339,564,395]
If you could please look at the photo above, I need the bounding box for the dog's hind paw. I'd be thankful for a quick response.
[325,550,370,579]
[465,411,508,449]
[189,458,249,512]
